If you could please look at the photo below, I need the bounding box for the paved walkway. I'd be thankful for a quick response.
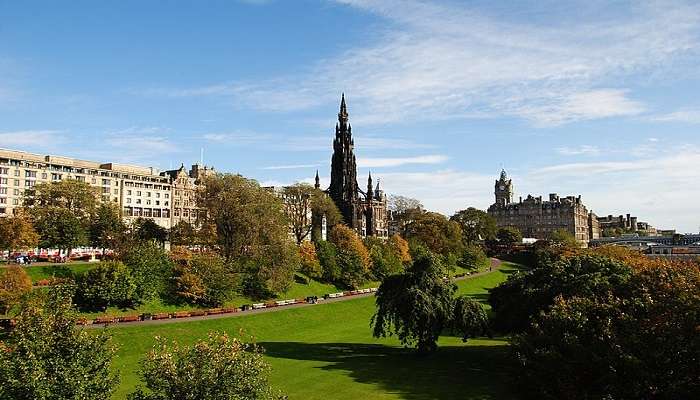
[83,258,504,329]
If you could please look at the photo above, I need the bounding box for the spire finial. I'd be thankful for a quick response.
[315,170,320,189]
[338,93,348,123]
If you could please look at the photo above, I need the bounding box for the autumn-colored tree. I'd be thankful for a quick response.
[388,234,412,264]
[299,241,322,278]
[168,246,193,266]
[329,225,371,271]
[0,266,33,314]
[0,210,39,258]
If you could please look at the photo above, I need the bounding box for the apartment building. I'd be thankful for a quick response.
[0,148,173,229]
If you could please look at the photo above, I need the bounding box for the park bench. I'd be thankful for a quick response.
[173,311,190,318]
[152,313,170,320]
[118,315,140,323]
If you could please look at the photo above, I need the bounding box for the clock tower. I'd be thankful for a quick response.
[494,169,514,206]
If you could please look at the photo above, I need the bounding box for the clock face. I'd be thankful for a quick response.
[499,185,505,190]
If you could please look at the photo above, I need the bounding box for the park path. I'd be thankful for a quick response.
[83,258,505,329]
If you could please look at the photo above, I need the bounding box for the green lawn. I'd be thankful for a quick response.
[23,262,99,282]
[106,262,521,400]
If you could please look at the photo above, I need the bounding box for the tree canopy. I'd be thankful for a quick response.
[404,212,463,257]
[450,207,497,245]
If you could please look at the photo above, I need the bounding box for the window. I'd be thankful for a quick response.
[126,198,132,204]
[12,199,19,205]
[102,179,110,186]
[0,178,6,184]
[13,189,19,196]
[136,199,141,204]
[165,193,169,199]
[0,188,5,194]
[0,208,5,214]
[174,209,180,217]
[24,180,35,187]
[14,179,19,186]
[101,187,109,194]
[144,208,152,217]
[91,178,96,184]
[51,173,62,181]
[155,200,160,205]
[146,200,151,205]
[25,170,36,178]
[127,190,132,195]
[137,191,142,196]
[0,167,8,175]
[156,193,160,198]
[153,209,161,218]
[76,176,85,182]
[14,169,20,176]
[113,189,118,194]
[163,209,170,218]
[146,192,151,197]
[0,198,5,204]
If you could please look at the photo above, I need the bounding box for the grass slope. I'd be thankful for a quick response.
[107,262,521,400]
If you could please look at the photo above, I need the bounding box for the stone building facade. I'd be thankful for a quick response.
[161,163,213,227]
[597,214,657,236]
[487,169,597,245]
[0,148,214,230]
[326,94,388,238]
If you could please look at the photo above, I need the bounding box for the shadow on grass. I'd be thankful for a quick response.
[34,265,77,279]
[259,341,516,400]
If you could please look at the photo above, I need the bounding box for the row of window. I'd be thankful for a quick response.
[125,198,168,206]
[123,207,171,218]
[125,190,169,198]
[0,160,169,183]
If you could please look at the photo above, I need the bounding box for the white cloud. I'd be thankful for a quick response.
[556,145,601,156]
[648,108,700,124]
[0,130,64,148]
[358,154,448,168]
[148,0,700,126]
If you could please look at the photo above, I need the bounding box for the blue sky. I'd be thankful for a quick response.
[1,0,700,232]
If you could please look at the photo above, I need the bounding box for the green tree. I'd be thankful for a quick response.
[24,180,98,256]
[90,202,125,253]
[0,210,39,259]
[77,261,138,310]
[496,226,522,246]
[372,251,487,353]
[450,207,497,245]
[129,332,279,400]
[0,287,118,399]
[547,228,579,248]
[0,266,33,314]
[457,244,489,272]
[365,237,403,281]
[119,242,174,301]
[198,174,298,294]
[131,218,168,245]
[512,260,700,400]
[315,240,340,282]
[169,221,197,246]
[404,212,463,257]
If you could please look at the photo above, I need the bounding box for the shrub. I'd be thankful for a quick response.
[78,261,138,309]
[0,287,118,399]
[173,253,237,307]
[0,266,32,314]
[129,332,279,400]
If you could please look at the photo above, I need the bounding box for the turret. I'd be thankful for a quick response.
[314,170,320,189]
[367,172,374,201]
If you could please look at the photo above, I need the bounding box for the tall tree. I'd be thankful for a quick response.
[198,174,298,294]
[24,180,98,256]
[0,210,39,258]
[170,221,197,246]
[282,183,315,245]
[450,207,497,245]
[404,212,463,257]
[131,218,168,245]
[0,287,118,399]
[496,226,522,246]
[90,202,125,253]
